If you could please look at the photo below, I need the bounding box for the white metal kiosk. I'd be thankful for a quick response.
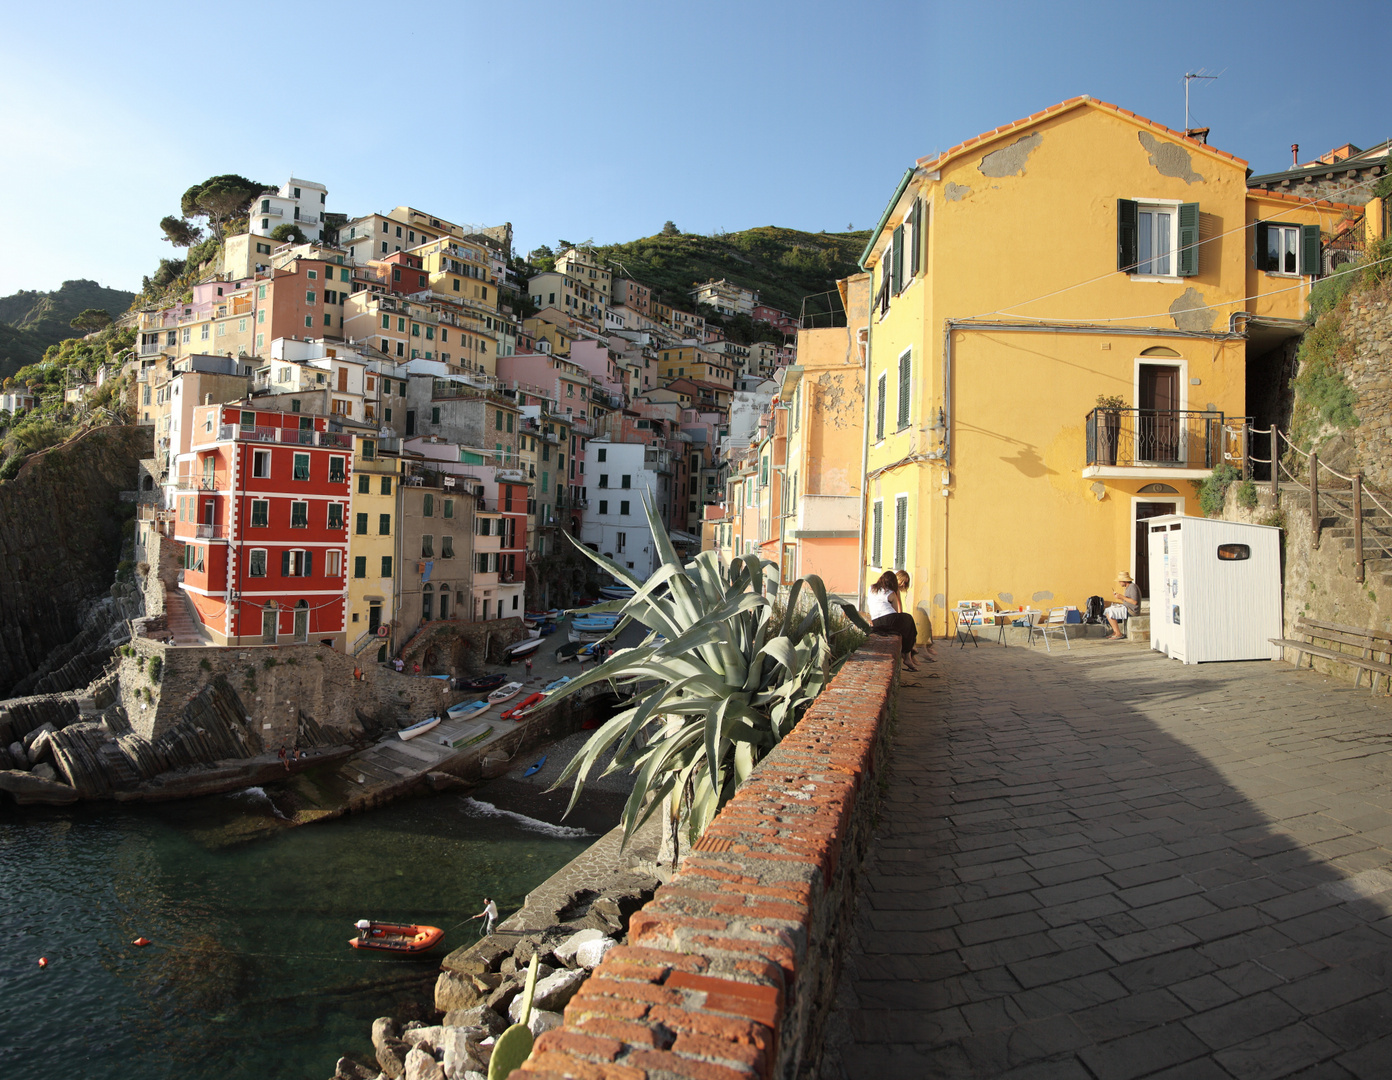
[1145,514,1283,664]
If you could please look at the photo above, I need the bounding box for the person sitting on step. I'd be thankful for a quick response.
[1104,571,1141,639]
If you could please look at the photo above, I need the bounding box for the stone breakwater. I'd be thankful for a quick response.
[329,637,901,1080]
[332,816,664,1080]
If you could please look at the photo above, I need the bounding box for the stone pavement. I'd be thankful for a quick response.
[821,636,1392,1080]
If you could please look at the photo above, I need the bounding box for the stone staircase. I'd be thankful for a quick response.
[162,583,206,646]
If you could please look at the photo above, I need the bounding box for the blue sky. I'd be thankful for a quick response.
[2,0,1389,297]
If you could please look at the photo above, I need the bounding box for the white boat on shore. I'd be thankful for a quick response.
[398,716,441,741]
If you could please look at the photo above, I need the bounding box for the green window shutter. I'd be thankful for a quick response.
[871,502,883,566]
[1300,224,1322,277]
[893,499,907,571]
[909,200,922,279]
[891,225,904,294]
[1254,221,1271,272]
[875,376,886,440]
[281,551,290,576]
[1177,202,1200,277]
[354,556,366,579]
[1117,199,1139,272]
[897,352,911,429]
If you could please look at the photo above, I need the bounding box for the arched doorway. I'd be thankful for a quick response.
[293,600,309,643]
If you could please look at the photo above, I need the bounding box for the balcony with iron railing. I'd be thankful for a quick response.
[175,475,219,492]
[1084,409,1245,476]
[209,424,351,448]
[194,522,229,540]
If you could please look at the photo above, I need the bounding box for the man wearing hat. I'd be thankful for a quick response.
[1104,572,1141,639]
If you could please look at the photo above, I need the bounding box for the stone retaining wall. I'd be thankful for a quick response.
[122,635,456,747]
[517,637,900,1080]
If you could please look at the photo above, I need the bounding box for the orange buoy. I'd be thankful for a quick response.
[133,937,151,947]
[38,958,47,967]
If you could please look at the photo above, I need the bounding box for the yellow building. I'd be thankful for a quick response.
[656,346,734,386]
[346,433,405,662]
[858,96,1351,637]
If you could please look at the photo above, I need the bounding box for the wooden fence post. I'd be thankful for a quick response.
[1241,424,1251,480]
[1310,449,1321,550]
[1353,470,1364,584]
[1269,427,1279,498]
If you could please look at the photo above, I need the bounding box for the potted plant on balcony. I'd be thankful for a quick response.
[1095,394,1126,467]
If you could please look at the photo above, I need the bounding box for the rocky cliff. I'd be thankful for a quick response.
[0,425,149,696]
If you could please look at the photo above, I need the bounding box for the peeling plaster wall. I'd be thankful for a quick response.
[979,133,1043,178]
[1169,287,1218,331]
[1138,131,1204,184]
[944,182,971,202]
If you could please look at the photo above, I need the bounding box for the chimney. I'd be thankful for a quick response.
[1292,143,1300,166]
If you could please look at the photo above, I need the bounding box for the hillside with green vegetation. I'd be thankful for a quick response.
[0,280,136,380]
[533,225,870,336]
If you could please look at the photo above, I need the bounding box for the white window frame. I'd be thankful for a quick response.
[290,500,309,528]
[324,549,343,577]
[249,499,269,527]
[1131,198,1182,280]
[247,548,267,577]
[252,449,271,478]
[1264,223,1302,277]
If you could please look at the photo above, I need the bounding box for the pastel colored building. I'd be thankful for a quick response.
[175,405,351,647]
[856,96,1353,638]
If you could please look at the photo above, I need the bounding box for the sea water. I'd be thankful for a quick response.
[0,788,592,1080]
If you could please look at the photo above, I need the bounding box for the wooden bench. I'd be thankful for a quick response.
[1270,616,1392,695]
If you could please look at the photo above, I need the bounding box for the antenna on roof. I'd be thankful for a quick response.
[1182,70,1221,133]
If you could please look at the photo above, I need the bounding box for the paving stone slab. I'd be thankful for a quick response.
[821,639,1392,1079]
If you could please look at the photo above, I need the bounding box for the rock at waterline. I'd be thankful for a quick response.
[439,1006,506,1036]
[526,1009,563,1037]
[31,762,59,782]
[439,1025,492,1078]
[372,1016,408,1079]
[551,927,604,967]
[331,1056,378,1080]
[433,971,485,1014]
[516,967,587,1015]
[22,721,56,751]
[0,768,78,804]
[403,1046,444,1080]
[575,935,617,970]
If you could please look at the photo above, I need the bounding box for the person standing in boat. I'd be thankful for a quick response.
[470,898,498,937]
[356,919,372,942]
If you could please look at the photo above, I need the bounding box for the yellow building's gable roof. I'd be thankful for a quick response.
[914,96,1248,175]
[864,96,1257,269]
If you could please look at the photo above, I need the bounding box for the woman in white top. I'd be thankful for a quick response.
[868,571,919,671]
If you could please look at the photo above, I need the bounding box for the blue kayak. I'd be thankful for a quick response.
[523,755,547,777]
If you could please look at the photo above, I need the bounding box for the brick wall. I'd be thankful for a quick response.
[519,637,899,1080]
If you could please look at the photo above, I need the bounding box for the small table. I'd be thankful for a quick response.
[993,609,1039,646]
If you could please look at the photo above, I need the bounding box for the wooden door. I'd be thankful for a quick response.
[1134,501,1177,598]
[1139,365,1181,462]
[262,608,277,643]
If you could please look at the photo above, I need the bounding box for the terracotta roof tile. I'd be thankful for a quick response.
[914,96,1247,173]
[1247,188,1361,211]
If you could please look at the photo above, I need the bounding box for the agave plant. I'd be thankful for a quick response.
[541,499,843,853]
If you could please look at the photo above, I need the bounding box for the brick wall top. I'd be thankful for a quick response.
[519,636,900,1080]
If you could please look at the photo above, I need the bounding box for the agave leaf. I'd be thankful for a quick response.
[781,578,805,639]
[562,532,644,592]
[836,601,874,633]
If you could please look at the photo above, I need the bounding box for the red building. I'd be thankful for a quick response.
[752,304,798,336]
[175,405,352,646]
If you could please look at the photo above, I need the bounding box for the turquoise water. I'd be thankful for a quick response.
[0,788,593,1080]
